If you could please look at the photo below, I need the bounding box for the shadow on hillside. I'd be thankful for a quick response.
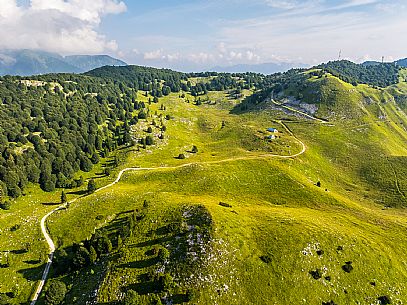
[10,248,28,255]
[41,202,61,206]
[18,263,46,281]
[123,281,158,295]
[67,189,87,196]
[170,294,190,304]
[130,235,174,248]
[117,257,158,269]
[24,259,42,265]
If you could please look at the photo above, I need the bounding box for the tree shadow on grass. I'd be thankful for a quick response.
[130,236,175,248]
[170,294,189,304]
[117,257,159,269]
[10,248,28,254]
[67,189,88,196]
[24,259,42,265]
[41,202,61,206]
[123,281,159,295]
[17,263,46,281]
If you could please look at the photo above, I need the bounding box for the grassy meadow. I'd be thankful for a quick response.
[2,74,407,304]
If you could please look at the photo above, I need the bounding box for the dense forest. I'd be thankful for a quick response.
[318,60,400,87]
[0,74,140,202]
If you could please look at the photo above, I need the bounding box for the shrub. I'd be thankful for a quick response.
[158,247,170,262]
[309,269,322,279]
[186,289,197,302]
[191,145,198,153]
[45,280,67,305]
[123,289,142,305]
[87,179,97,194]
[146,136,154,146]
[219,202,232,208]
[342,262,353,273]
[378,296,391,305]
[158,273,174,291]
[177,153,185,159]
[0,201,11,210]
[150,294,163,305]
[259,255,272,264]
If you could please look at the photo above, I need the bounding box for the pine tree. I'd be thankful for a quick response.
[87,179,97,194]
[89,245,98,264]
[61,191,67,204]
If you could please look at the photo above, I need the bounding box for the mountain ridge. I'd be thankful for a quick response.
[0,49,127,76]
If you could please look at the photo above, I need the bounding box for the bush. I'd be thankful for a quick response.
[0,201,11,210]
[87,179,97,194]
[342,262,353,273]
[158,273,174,291]
[158,247,170,261]
[146,136,154,146]
[186,289,197,302]
[378,296,391,305]
[45,280,67,305]
[219,202,232,208]
[259,255,272,264]
[309,269,322,279]
[123,289,142,305]
[150,294,163,305]
[177,153,185,160]
[191,145,198,153]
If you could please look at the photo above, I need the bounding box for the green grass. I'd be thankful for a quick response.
[3,78,407,304]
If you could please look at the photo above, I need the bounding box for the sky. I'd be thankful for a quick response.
[1,0,407,71]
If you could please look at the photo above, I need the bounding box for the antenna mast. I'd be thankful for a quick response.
[381,56,384,64]
[338,50,342,61]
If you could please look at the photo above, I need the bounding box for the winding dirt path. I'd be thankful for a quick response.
[29,122,307,304]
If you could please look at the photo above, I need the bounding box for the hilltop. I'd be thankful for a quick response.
[1,62,407,305]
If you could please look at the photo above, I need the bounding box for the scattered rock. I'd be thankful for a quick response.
[337,246,343,251]
[370,281,376,286]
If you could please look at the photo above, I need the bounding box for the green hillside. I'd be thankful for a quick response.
[1,64,407,305]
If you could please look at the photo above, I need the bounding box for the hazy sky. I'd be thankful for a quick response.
[2,0,407,70]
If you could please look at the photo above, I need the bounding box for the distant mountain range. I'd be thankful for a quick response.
[362,58,407,68]
[0,49,127,76]
[211,62,309,74]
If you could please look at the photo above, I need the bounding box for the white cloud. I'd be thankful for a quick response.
[0,0,126,54]
[265,0,300,9]
[144,49,163,60]
[143,49,180,62]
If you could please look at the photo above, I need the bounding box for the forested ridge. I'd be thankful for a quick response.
[0,74,141,202]
[318,60,400,87]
